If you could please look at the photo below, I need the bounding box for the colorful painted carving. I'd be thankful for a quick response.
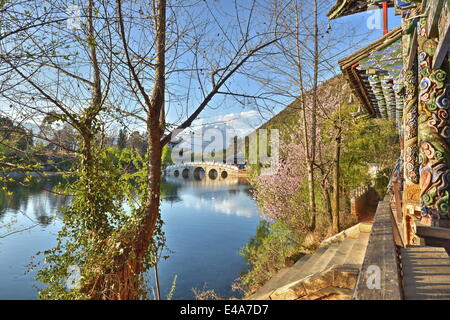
[370,75,389,118]
[395,0,417,9]
[359,38,403,79]
[381,78,397,120]
[330,0,450,223]
[328,0,394,19]
[393,77,404,131]
[403,68,420,184]
[360,71,382,117]
[401,13,420,186]
[357,38,403,120]
[417,17,450,219]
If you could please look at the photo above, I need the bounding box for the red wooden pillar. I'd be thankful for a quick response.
[382,1,389,35]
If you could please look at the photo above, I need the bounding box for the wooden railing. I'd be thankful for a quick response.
[354,161,450,299]
[352,193,403,299]
[415,223,450,253]
[387,160,420,248]
[353,162,406,299]
[390,173,408,247]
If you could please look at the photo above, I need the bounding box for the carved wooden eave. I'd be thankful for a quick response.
[346,65,376,115]
[339,27,403,116]
[328,0,394,19]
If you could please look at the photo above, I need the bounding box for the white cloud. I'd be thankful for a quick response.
[181,193,257,218]
[176,110,263,142]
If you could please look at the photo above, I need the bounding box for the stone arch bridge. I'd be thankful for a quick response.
[164,162,247,180]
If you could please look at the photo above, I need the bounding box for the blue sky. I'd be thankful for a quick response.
[173,4,401,136]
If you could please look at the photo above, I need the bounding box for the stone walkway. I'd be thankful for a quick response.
[246,223,372,300]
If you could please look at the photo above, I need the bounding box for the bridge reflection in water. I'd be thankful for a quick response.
[164,162,248,183]
[163,175,249,188]
[161,167,252,205]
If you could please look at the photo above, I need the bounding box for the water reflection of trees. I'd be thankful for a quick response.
[0,175,70,226]
[160,181,182,204]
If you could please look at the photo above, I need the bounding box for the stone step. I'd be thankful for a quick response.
[276,237,362,292]
[283,244,339,284]
[247,254,311,300]
[325,238,357,269]
[401,245,450,300]
[344,232,370,266]
[298,286,353,300]
[272,253,312,287]
[279,248,329,284]
[307,243,341,271]
[248,227,372,300]
[247,267,290,300]
[291,253,313,271]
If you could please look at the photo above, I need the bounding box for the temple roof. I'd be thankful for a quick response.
[339,27,403,121]
[327,0,394,19]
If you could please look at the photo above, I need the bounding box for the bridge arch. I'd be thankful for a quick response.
[193,167,206,180]
[165,162,245,180]
[208,168,218,179]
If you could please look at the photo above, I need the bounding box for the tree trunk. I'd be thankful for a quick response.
[307,161,316,230]
[125,0,166,298]
[310,0,319,230]
[86,0,166,300]
[294,1,316,230]
[154,263,161,300]
[331,128,341,234]
[322,184,332,226]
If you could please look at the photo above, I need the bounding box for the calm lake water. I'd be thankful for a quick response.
[0,175,260,299]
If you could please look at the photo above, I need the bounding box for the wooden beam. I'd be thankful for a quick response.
[383,2,389,35]
[416,224,450,240]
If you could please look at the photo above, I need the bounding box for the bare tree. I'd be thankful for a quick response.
[108,0,280,298]
[0,0,126,298]
[245,0,372,232]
